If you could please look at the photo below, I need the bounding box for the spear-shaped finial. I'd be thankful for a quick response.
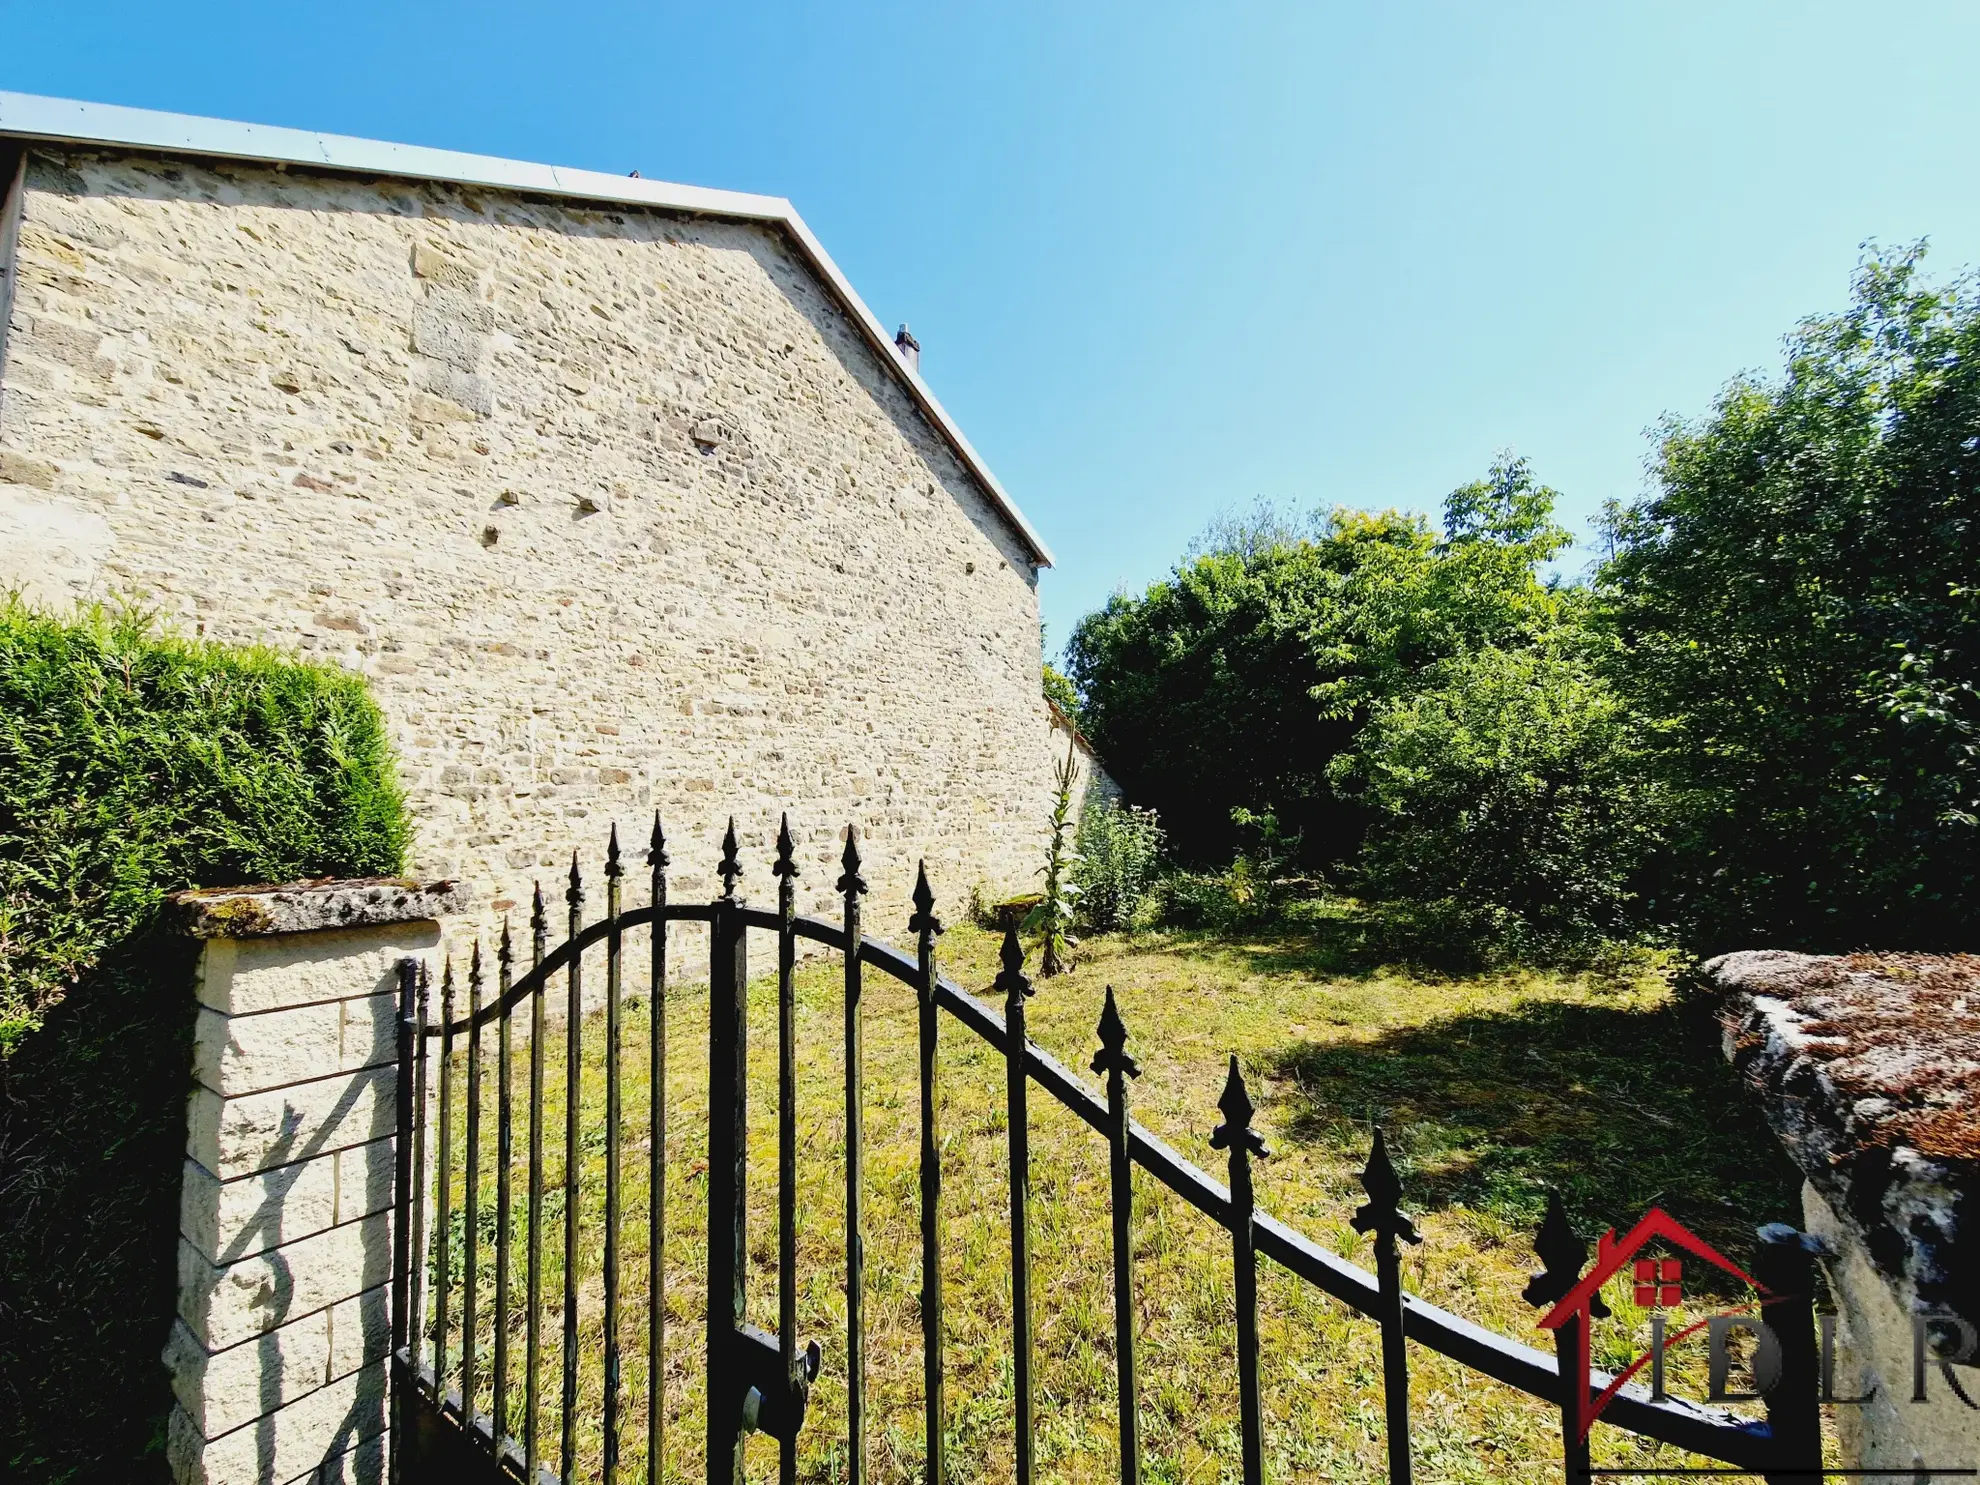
[719,817,742,898]
[1210,1055,1268,1161]
[908,860,942,940]
[1091,985,1141,1080]
[773,813,799,879]
[470,938,484,996]
[499,915,513,965]
[1523,1189,1608,1315]
[606,822,624,879]
[567,850,585,908]
[442,954,457,1018]
[648,811,669,870]
[837,825,867,897]
[530,882,548,958]
[1351,1127,1421,1247]
[994,922,1033,1005]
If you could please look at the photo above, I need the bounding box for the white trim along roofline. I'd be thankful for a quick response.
[0,90,1054,567]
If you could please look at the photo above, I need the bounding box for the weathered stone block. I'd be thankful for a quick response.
[164,1284,387,1438]
[167,1364,386,1485]
[177,1211,394,1350]
[175,883,460,944]
[192,924,439,1017]
[410,301,489,371]
[303,1427,387,1485]
[186,1064,395,1182]
[180,1137,393,1265]
[194,991,397,1097]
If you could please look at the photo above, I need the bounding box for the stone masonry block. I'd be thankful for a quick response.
[194,925,440,1017]
[178,1211,393,1351]
[187,1064,395,1182]
[168,1364,385,1485]
[194,990,397,1098]
[298,1427,386,1485]
[181,1137,394,1266]
[165,1284,390,1439]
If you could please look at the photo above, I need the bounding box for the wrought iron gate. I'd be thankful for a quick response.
[390,815,1829,1484]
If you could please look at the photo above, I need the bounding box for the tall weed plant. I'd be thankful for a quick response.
[1073,796,1166,930]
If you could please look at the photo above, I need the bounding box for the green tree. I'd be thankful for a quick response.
[1601,246,1980,949]
[1066,458,1571,864]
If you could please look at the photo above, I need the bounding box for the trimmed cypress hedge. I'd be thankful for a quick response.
[0,601,410,1483]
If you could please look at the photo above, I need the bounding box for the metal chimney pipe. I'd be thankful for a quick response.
[894,323,920,372]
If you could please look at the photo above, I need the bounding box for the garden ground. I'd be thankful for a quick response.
[448,912,1823,1483]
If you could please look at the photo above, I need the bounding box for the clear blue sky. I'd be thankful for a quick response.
[8,2,1980,651]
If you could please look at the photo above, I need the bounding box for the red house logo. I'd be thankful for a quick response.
[1535,1207,1766,1442]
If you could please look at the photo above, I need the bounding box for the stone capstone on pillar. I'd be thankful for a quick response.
[164,877,460,1485]
[1713,949,1979,1476]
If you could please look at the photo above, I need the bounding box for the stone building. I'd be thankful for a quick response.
[0,92,1060,923]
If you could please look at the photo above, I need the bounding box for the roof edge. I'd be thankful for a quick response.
[0,90,1054,567]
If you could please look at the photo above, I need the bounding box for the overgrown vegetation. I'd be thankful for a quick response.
[1067,247,1980,959]
[0,600,410,1483]
[1071,797,1166,931]
[1025,742,1083,975]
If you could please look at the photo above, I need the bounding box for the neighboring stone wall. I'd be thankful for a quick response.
[167,878,457,1485]
[0,147,1053,931]
[1714,950,1979,1475]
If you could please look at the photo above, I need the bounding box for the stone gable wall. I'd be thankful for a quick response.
[0,148,1054,928]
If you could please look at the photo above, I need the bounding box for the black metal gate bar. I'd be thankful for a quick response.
[526,885,549,1481]
[647,816,670,1485]
[1353,1128,1421,1485]
[996,924,1037,1485]
[561,856,584,1482]
[496,924,516,1449]
[909,867,945,1485]
[1526,1191,1599,1482]
[464,945,483,1430]
[605,828,626,1485]
[1093,986,1142,1485]
[837,830,868,1485]
[1753,1226,1823,1485]
[707,820,748,1485]
[390,961,417,1485]
[436,961,456,1398]
[774,818,801,1485]
[1212,1056,1268,1485]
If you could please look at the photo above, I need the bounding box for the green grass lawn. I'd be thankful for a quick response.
[432,915,1816,1484]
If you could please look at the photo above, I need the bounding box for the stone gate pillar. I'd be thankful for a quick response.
[163,878,460,1485]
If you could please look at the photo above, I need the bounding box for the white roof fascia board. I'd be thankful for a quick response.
[0,90,1054,567]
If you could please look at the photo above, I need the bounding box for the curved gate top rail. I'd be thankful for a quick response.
[390,815,1826,1485]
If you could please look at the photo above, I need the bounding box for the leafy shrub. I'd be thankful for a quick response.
[1340,645,1662,960]
[0,600,410,1483]
[1072,798,1165,930]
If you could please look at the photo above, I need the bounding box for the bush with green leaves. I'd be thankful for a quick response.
[0,600,410,1483]
[1072,797,1165,931]
[1340,644,1662,958]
